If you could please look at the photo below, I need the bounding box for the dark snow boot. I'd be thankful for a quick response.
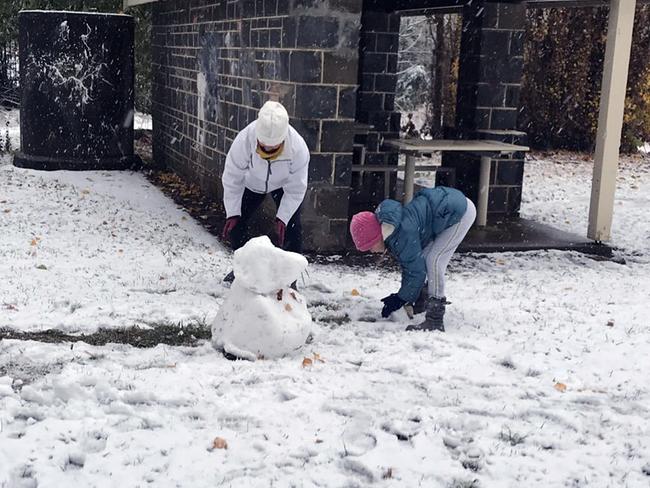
[412,286,429,315]
[406,296,446,332]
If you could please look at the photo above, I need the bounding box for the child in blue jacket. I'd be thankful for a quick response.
[350,187,476,331]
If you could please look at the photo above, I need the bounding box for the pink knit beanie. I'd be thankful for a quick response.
[350,211,382,251]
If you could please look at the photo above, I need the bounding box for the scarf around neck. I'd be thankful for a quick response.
[256,142,285,161]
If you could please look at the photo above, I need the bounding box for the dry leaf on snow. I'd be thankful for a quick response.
[351,288,360,296]
[212,437,228,450]
[284,303,293,312]
[302,357,313,368]
[554,382,567,393]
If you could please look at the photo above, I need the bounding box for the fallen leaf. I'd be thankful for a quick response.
[313,352,325,363]
[284,303,293,312]
[351,288,360,296]
[30,237,40,246]
[554,382,567,393]
[302,357,313,368]
[404,303,414,319]
[35,264,47,270]
[606,319,614,327]
[212,437,228,450]
[276,289,283,301]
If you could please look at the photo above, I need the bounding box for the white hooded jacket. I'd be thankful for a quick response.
[222,121,310,225]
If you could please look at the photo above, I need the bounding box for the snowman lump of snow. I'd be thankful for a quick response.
[212,236,312,360]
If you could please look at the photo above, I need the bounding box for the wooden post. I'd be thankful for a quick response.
[477,156,492,226]
[404,155,416,203]
[588,0,636,242]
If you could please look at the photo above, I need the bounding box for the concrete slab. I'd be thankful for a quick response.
[459,218,613,257]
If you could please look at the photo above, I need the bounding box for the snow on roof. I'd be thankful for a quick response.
[19,9,130,17]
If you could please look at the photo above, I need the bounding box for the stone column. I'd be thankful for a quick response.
[446,1,527,223]
[350,7,401,214]
[280,0,363,251]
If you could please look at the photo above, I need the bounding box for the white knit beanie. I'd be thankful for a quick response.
[255,101,289,147]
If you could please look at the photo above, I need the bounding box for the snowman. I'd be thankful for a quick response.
[212,236,312,360]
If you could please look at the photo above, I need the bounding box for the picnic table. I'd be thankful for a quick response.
[353,138,530,227]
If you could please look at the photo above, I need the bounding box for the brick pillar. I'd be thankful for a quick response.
[445,1,527,223]
[280,0,363,251]
[350,7,401,215]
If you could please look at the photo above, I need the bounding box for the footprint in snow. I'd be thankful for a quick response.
[342,416,377,456]
[443,435,486,472]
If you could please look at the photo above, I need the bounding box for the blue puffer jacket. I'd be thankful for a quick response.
[376,187,468,303]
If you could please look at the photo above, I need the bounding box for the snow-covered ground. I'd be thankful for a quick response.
[0,166,226,332]
[134,112,152,131]
[2,145,650,485]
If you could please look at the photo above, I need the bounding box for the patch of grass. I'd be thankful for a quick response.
[0,321,211,348]
[449,478,480,488]
[461,458,481,472]
[499,426,528,446]
[498,358,516,369]
[316,313,351,326]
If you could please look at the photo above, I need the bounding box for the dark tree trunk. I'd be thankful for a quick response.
[428,15,445,138]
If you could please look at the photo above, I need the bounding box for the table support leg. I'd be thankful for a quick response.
[404,155,416,204]
[477,156,491,226]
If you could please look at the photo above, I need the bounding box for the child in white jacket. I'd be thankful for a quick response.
[221,101,310,283]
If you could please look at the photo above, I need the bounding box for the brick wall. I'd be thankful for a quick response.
[151,0,363,251]
[445,1,527,222]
